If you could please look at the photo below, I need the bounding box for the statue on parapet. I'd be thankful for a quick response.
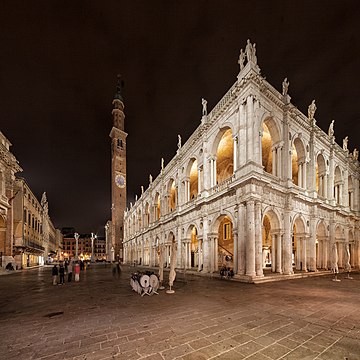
[308,100,317,120]
[245,39,257,64]
[149,174,153,184]
[282,78,289,96]
[238,48,246,70]
[343,136,348,151]
[141,185,144,194]
[353,148,359,160]
[202,98,207,116]
[328,120,335,137]
[161,157,164,171]
[177,134,182,149]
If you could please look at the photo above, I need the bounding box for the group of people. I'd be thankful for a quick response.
[51,259,73,285]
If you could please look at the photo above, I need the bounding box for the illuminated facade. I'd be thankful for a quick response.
[62,234,106,261]
[123,41,360,282]
[0,131,22,266]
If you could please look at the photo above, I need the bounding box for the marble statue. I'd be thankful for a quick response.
[238,48,246,70]
[141,185,144,194]
[202,98,207,116]
[328,120,335,137]
[308,100,317,119]
[161,157,164,171]
[353,148,359,160]
[343,136,348,151]
[149,174,153,184]
[282,78,289,96]
[177,134,181,149]
[167,240,177,294]
[331,242,339,274]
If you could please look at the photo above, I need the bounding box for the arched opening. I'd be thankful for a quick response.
[154,193,161,220]
[262,122,273,174]
[292,138,306,188]
[316,154,327,197]
[293,217,307,271]
[335,226,343,268]
[216,129,233,184]
[189,159,198,200]
[145,202,150,226]
[348,176,354,210]
[217,216,234,270]
[138,209,142,230]
[168,179,177,212]
[334,166,342,205]
[262,210,281,273]
[190,226,198,268]
[348,230,355,267]
[316,221,328,269]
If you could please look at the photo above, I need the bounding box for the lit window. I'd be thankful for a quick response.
[223,223,230,240]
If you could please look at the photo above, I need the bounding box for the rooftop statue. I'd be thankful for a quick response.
[238,48,246,70]
[308,100,317,120]
[177,134,181,149]
[161,157,164,171]
[141,185,144,194]
[149,174,153,184]
[245,39,257,65]
[353,148,359,160]
[328,120,335,137]
[282,78,289,96]
[202,98,207,116]
[343,136,348,151]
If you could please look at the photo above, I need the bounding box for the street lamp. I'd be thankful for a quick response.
[91,232,97,263]
[74,232,79,260]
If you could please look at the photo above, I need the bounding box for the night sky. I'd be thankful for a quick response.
[1,1,359,235]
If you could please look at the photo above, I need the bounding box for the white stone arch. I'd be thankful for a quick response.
[316,152,327,196]
[167,178,177,212]
[291,136,306,188]
[210,126,234,186]
[144,201,150,226]
[154,192,161,220]
[262,207,282,272]
[211,212,235,272]
[292,214,307,270]
[183,157,199,202]
[316,220,329,269]
[348,175,354,210]
[260,115,282,175]
[334,166,342,205]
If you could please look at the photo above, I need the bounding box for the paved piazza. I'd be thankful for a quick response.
[0,266,359,360]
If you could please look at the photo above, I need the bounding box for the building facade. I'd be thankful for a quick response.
[0,131,22,266]
[122,41,360,282]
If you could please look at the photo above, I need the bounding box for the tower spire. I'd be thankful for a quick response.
[114,74,124,101]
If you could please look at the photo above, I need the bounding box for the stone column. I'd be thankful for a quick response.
[198,167,202,194]
[188,241,192,268]
[246,95,254,162]
[276,232,282,273]
[303,161,307,190]
[237,203,246,275]
[309,219,317,271]
[233,136,238,172]
[233,231,238,273]
[272,147,277,176]
[283,210,292,274]
[239,101,247,167]
[298,163,303,188]
[302,237,307,271]
[343,168,349,208]
[246,201,256,277]
[277,145,282,179]
[214,237,218,272]
[271,234,276,273]
[255,201,263,276]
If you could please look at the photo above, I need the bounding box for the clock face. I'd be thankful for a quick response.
[115,174,126,188]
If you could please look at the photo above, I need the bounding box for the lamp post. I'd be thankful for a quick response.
[111,246,115,262]
[74,232,79,260]
[91,232,97,263]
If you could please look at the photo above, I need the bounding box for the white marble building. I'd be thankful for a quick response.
[123,41,360,282]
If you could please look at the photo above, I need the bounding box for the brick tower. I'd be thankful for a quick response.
[110,76,127,260]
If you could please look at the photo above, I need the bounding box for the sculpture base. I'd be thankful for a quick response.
[159,286,165,290]
[166,289,175,294]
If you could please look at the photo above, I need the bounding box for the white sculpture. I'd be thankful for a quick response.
[282,78,289,96]
[328,120,335,137]
[331,242,340,282]
[167,240,177,294]
[141,185,144,194]
[308,100,317,119]
[238,48,246,70]
[161,158,164,171]
[202,98,207,116]
[177,134,181,149]
[353,148,359,160]
[343,136,348,151]
[149,174,153,184]
[157,244,165,289]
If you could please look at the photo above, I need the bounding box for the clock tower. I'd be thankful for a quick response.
[110,76,127,260]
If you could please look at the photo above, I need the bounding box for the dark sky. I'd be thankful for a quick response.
[1,1,359,234]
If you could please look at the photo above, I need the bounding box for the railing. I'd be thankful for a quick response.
[210,175,235,195]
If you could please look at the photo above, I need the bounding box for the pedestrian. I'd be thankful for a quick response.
[112,261,116,277]
[52,264,58,285]
[59,262,65,285]
[67,260,73,282]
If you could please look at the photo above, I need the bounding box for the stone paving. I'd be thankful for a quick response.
[0,265,359,360]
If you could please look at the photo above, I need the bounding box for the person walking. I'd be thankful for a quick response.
[59,262,65,285]
[52,264,58,285]
[67,260,73,282]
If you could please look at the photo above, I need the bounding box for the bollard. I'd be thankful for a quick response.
[74,263,80,282]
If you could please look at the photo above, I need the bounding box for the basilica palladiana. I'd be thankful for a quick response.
[118,41,359,282]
